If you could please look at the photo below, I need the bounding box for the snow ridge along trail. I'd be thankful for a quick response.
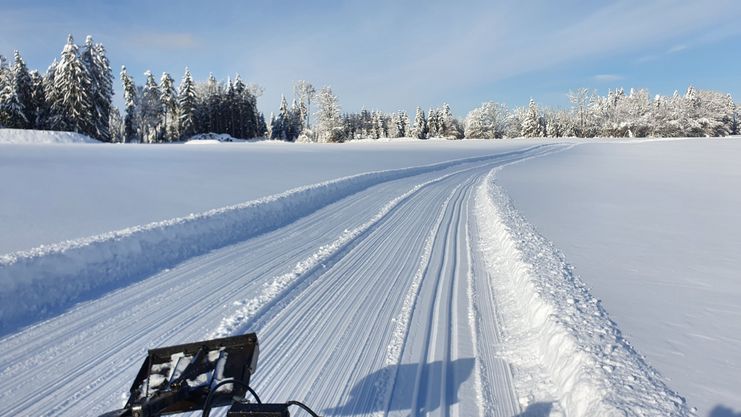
[0,145,549,334]
[474,168,690,417]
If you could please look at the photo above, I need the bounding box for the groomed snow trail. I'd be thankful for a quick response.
[0,145,559,417]
[0,142,688,417]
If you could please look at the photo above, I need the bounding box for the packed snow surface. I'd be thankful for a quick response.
[0,128,99,144]
[497,139,741,416]
[0,135,721,417]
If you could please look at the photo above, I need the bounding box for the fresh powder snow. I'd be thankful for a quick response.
[497,139,741,416]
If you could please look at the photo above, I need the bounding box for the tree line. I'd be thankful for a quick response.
[0,35,264,143]
[298,86,737,142]
[1,34,738,142]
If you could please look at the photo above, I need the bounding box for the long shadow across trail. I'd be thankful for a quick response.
[514,402,553,417]
[325,358,474,416]
[710,405,741,417]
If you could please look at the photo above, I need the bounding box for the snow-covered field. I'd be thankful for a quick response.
[0,134,734,417]
[497,139,741,416]
[0,138,533,255]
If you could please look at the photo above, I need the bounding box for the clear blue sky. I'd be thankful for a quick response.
[1,0,740,117]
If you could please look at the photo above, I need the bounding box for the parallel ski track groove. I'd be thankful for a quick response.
[254,169,480,409]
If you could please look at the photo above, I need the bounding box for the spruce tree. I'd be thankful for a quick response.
[141,70,162,142]
[160,72,178,141]
[108,106,125,143]
[0,84,27,128]
[81,37,113,141]
[204,73,219,133]
[177,67,197,139]
[51,35,94,135]
[440,104,450,135]
[0,55,8,84]
[428,107,441,137]
[399,111,409,138]
[271,95,289,140]
[29,70,46,129]
[120,66,139,142]
[39,60,58,130]
[521,98,541,137]
[11,51,33,128]
[257,112,267,138]
[372,111,385,139]
[411,107,428,139]
[0,55,8,99]
[233,74,258,139]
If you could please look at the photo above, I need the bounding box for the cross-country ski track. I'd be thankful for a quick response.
[0,143,689,417]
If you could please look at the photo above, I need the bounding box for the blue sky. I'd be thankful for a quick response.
[1,0,740,117]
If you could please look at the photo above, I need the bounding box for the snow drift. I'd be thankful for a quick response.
[0,146,548,333]
[0,128,99,144]
[474,169,689,417]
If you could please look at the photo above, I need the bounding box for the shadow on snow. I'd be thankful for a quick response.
[709,405,741,417]
[325,358,475,416]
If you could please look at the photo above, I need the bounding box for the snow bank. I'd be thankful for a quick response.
[0,128,99,144]
[474,170,689,417]
[185,133,244,143]
[0,146,546,333]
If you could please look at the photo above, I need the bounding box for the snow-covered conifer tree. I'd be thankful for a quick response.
[399,111,409,138]
[80,36,113,141]
[160,72,178,141]
[120,66,139,142]
[271,95,289,140]
[232,75,258,139]
[0,55,7,83]
[11,51,33,128]
[267,112,275,139]
[440,103,453,137]
[177,67,197,139]
[0,83,27,128]
[140,70,162,142]
[521,98,541,137]
[728,95,738,135]
[389,111,407,138]
[108,106,125,143]
[29,70,46,129]
[39,60,58,129]
[371,111,384,139]
[427,107,440,137]
[411,107,428,139]
[257,112,267,137]
[51,35,94,135]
